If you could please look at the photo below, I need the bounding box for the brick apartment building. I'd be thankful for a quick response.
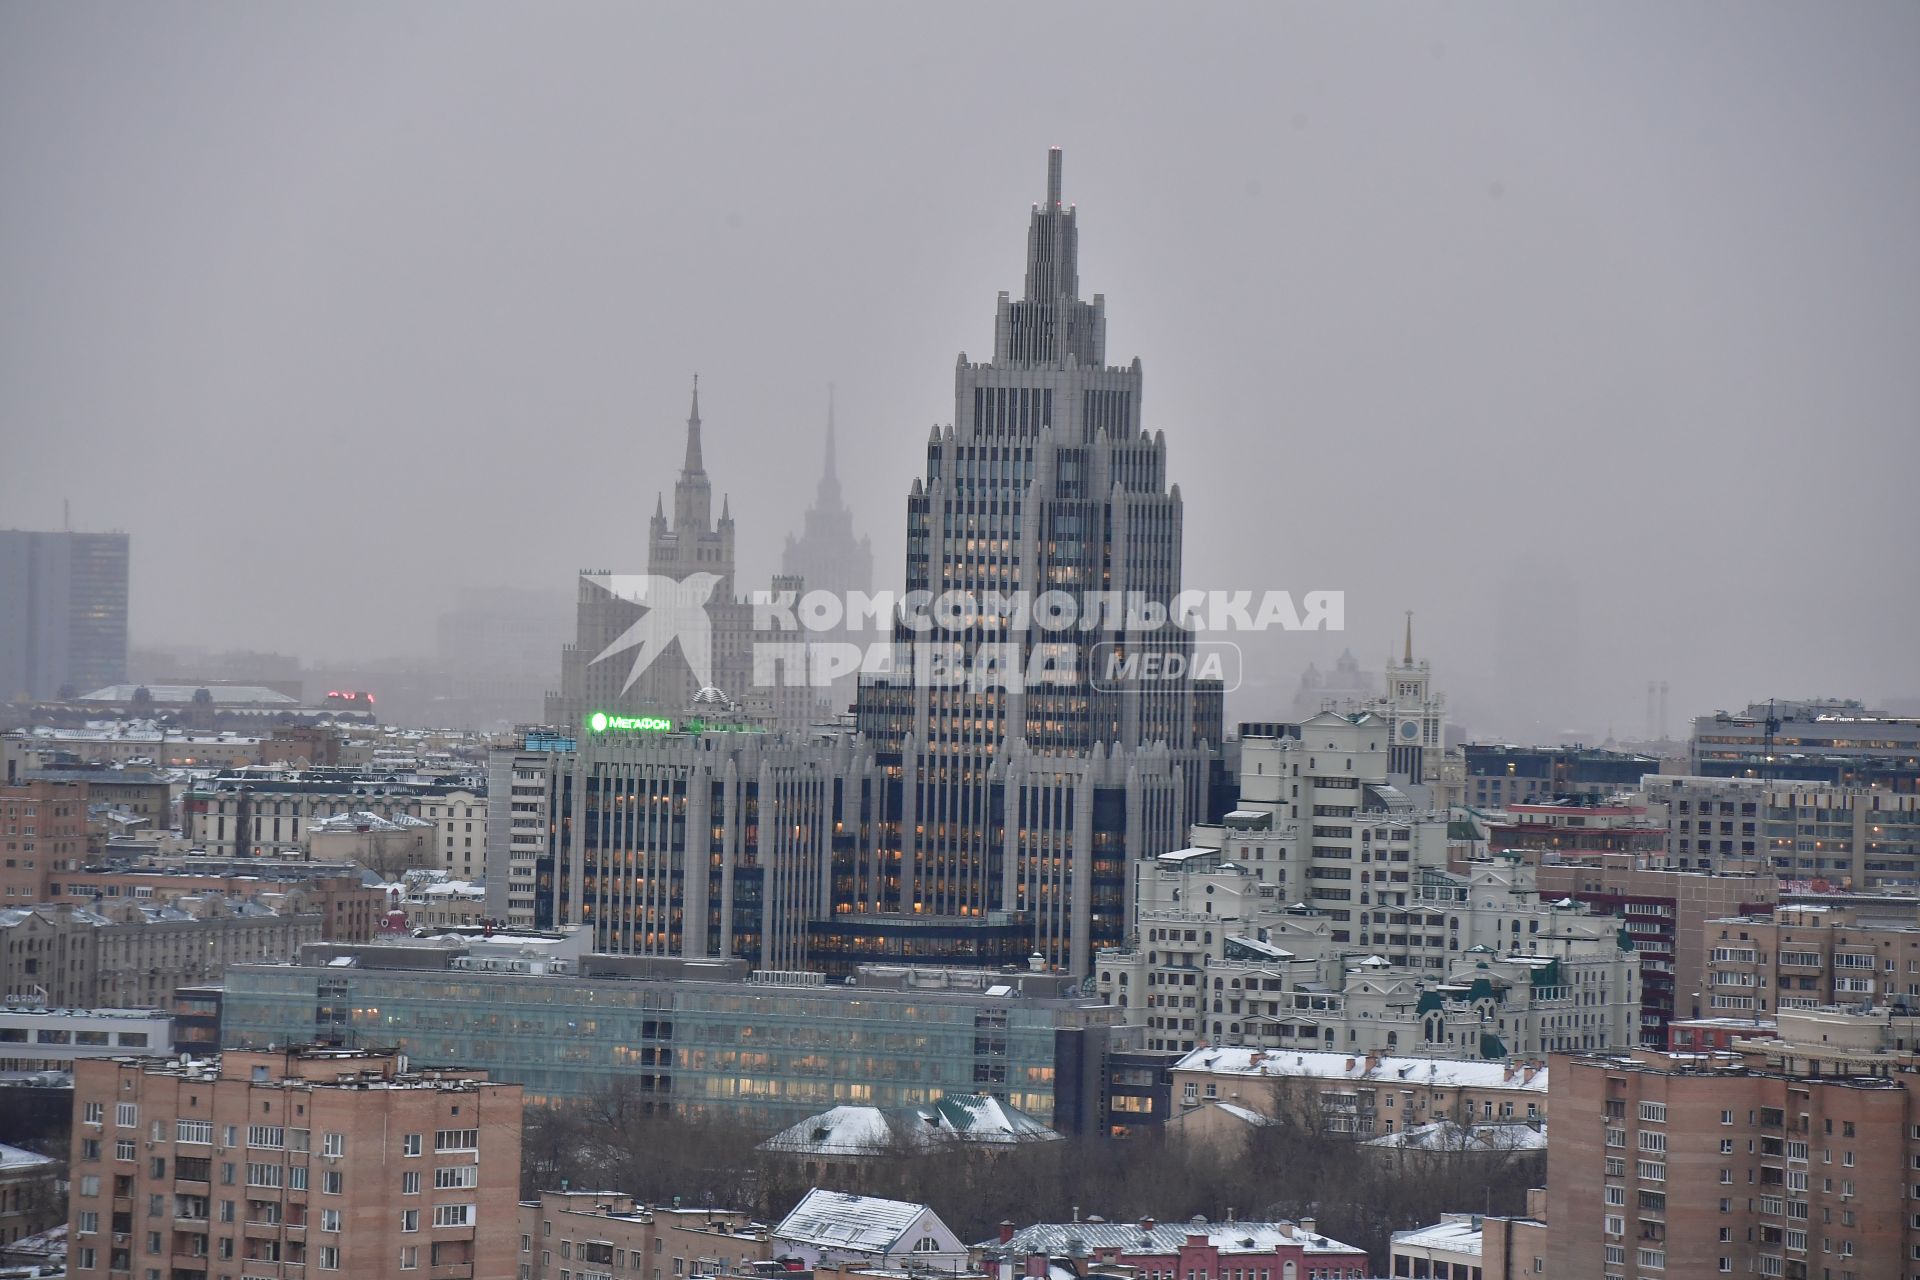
[1545,1008,1919,1280]
[67,1047,523,1280]
[1698,904,1920,1017]
[0,779,88,905]
[518,1191,768,1280]
[1530,856,1776,1044]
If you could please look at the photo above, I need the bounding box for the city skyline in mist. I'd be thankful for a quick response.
[4,4,1916,740]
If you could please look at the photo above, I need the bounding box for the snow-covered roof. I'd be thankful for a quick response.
[1391,1216,1483,1257]
[773,1189,941,1256]
[1365,1121,1547,1153]
[312,811,432,833]
[761,1106,898,1156]
[1173,1046,1548,1092]
[0,1141,56,1171]
[1158,847,1219,863]
[761,1094,1060,1156]
[79,684,300,705]
[1224,935,1291,960]
[990,1219,1364,1258]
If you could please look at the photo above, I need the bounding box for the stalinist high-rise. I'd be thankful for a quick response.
[853,149,1221,972]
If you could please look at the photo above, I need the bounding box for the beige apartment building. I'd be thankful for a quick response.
[67,1047,523,1280]
[1169,1046,1547,1138]
[1698,904,1920,1018]
[0,898,323,1010]
[1545,1009,1919,1280]
[517,1191,768,1280]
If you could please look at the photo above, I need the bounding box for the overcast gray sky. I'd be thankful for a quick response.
[3,2,1916,739]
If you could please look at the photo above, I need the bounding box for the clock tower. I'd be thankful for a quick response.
[1381,610,1445,783]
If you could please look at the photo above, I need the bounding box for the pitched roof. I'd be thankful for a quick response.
[760,1094,1060,1156]
[773,1189,942,1255]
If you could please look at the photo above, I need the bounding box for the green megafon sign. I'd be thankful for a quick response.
[585,712,674,733]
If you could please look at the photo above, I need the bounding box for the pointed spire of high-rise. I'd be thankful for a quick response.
[815,383,844,512]
[670,373,714,536]
[1404,610,1415,666]
[683,373,705,475]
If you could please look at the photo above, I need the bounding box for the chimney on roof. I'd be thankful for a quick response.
[1278,1223,1293,1240]
[1298,1217,1315,1237]
[1344,1057,1355,1072]
[1139,1217,1154,1235]
[999,1222,1016,1246]
[1024,1255,1048,1278]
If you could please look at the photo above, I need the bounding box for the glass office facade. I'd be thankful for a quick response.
[220,963,1119,1131]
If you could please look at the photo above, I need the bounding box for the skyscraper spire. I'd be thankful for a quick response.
[1000,147,1101,366]
[683,374,705,475]
[1404,610,1415,666]
[815,383,844,512]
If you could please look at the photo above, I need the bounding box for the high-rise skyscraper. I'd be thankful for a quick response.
[546,380,766,729]
[521,151,1220,977]
[0,529,129,703]
[782,387,874,719]
[853,148,1220,971]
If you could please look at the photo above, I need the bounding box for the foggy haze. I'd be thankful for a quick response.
[3,3,1916,740]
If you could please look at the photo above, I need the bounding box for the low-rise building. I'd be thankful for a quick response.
[774,1190,966,1272]
[1388,1214,1481,1280]
[0,1006,171,1071]
[307,810,437,874]
[986,1216,1372,1280]
[45,860,385,940]
[518,1190,767,1280]
[1391,1191,1550,1280]
[0,1141,60,1249]
[1168,1046,1547,1139]
[1464,745,1666,812]
[221,954,1127,1132]
[0,897,323,1010]
[181,765,485,860]
[760,1094,1060,1182]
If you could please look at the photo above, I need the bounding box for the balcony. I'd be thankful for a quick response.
[430,1266,475,1280]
